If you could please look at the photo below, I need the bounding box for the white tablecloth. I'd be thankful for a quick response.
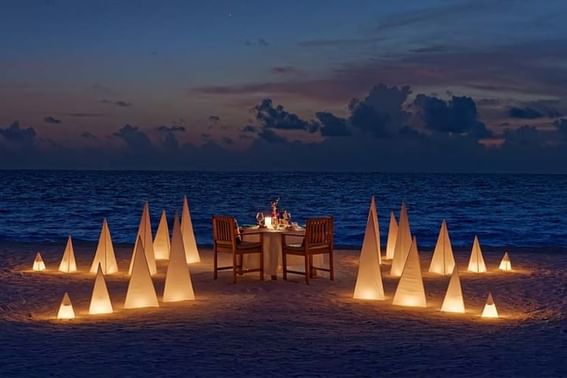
[241,227,324,277]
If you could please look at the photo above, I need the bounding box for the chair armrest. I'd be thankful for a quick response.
[281,232,304,248]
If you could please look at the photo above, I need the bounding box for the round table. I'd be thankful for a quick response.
[240,226,324,279]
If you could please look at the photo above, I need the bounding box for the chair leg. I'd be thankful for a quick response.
[259,251,264,281]
[213,249,218,280]
[282,251,288,281]
[309,255,314,278]
[329,251,334,281]
[304,254,310,285]
[233,253,237,284]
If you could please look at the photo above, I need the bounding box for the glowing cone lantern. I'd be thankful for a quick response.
[392,236,427,308]
[353,199,385,300]
[181,196,200,263]
[385,211,398,260]
[481,292,499,318]
[89,266,113,315]
[33,252,46,271]
[390,202,412,277]
[58,236,77,273]
[124,236,159,309]
[467,235,487,273]
[499,252,512,272]
[57,292,75,320]
[429,220,455,275]
[90,218,118,274]
[163,215,195,302]
[128,202,157,276]
[153,210,171,260]
[441,269,465,313]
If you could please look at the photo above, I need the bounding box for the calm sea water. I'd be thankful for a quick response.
[0,171,566,248]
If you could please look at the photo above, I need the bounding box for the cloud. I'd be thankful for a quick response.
[112,124,152,151]
[64,113,103,118]
[348,84,412,137]
[271,66,300,75]
[253,99,317,132]
[315,112,350,137]
[208,115,220,122]
[508,107,544,119]
[245,38,269,47]
[44,116,61,124]
[0,121,36,145]
[101,99,132,107]
[157,125,186,133]
[81,132,97,140]
[257,128,287,144]
[242,125,257,133]
[298,37,386,48]
[414,94,492,138]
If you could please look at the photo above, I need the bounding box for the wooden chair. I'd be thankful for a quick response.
[212,215,264,283]
[281,217,334,284]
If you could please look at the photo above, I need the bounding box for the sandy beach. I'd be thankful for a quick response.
[0,242,564,377]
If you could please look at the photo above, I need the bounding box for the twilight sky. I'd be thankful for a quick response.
[2,0,567,172]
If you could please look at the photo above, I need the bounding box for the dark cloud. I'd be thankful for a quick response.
[81,132,97,140]
[257,128,287,144]
[242,125,257,133]
[414,94,492,138]
[554,118,567,139]
[271,66,299,75]
[0,121,36,145]
[209,115,220,122]
[508,107,544,119]
[245,38,269,47]
[112,124,152,151]
[157,125,186,133]
[101,99,132,107]
[503,125,544,146]
[44,116,61,124]
[64,113,103,118]
[348,84,411,137]
[297,37,386,48]
[315,112,350,137]
[254,99,317,132]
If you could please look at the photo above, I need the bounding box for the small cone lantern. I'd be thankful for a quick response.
[181,196,200,263]
[89,266,113,315]
[390,202,412,277]
[467,235,487,273]
[440,269,465,313]
[385,211,398,260]
[392,236,427,308]
[153,210,171,260]
[90,218,118,274]
[58,236,77,273]
[124,236,159,309]
[429,220,456,275]
[481,292,499,318]
[32,252,46,271]
[499,252,512,271]
[163,215,195,302]
[353,198,385,300]
[57,292,75,320]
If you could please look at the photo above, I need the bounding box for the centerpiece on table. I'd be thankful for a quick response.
[256,198,292,229]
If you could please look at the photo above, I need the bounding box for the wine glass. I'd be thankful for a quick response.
[256,212,264,226]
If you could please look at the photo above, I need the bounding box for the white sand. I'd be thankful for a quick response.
[0,242,565,377]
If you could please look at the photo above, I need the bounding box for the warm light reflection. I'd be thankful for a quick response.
[499,252,512,271]
[57,292,75,320]
[32,252,46,271]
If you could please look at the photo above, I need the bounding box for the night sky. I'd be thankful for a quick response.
[2,0,567,172]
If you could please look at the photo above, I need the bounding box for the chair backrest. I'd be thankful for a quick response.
[305,217,333,247]
[212,215,237,247]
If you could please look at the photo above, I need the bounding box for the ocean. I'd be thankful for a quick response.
[0,170,566,248]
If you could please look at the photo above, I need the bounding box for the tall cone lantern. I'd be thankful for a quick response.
[128,202,157,276]
[153,210,171,260]
[385,211,398,260]
[390,202,412,277]
[163,215,195,302]
[181,196,200,263]
[59,236,77,273]
[353,198,385,300]
[33,252,46,271]
[90,218,118,274]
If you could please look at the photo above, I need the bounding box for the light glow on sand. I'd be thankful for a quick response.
[481,292,499,318]
[499,252,512,271]
[32,252,46,271]
[57,292,75,320]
